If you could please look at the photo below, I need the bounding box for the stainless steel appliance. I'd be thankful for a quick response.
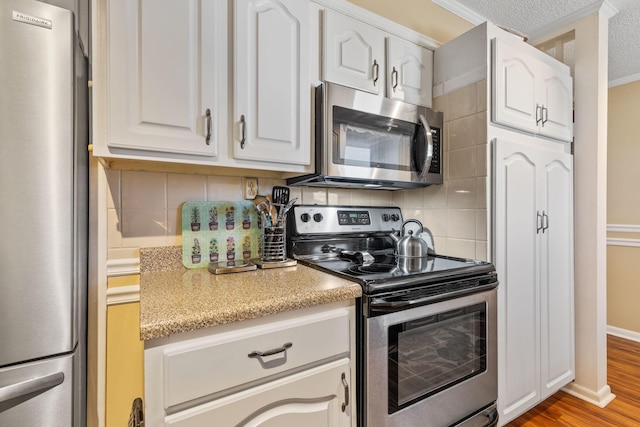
[0,1,87,425]
[288,205,498,427]
[286,83,443,190]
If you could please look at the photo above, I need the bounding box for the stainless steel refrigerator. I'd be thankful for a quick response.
[0,0,87,425]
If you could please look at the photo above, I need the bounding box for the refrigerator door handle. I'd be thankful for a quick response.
[0,372,64,403]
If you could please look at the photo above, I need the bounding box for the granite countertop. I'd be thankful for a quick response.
[139,247,362,341]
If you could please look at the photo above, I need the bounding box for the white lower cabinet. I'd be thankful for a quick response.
[144,303,355,427]
[166,358,350,427]
[494,138,574,424]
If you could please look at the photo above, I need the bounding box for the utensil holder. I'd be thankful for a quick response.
[260,214,287,262]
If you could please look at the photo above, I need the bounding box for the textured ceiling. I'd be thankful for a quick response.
[438,0,640,86]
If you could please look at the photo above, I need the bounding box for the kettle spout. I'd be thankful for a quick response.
[389,230,399,242]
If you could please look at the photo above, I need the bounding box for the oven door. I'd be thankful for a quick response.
[365,288,497,427]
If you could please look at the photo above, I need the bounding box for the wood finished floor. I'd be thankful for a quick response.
[506,335,640,426]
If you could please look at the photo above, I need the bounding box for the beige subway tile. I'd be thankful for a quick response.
[476,209,487,241]
[446,209,476,239]
[421,209,447,237]
[446,238,476,259]
[475,241,488,261]
[447,148,477,180]
[447,178,477,209]
[477,145,487,177]
[327,188,352,205]
[476,79,487,113]
[351,190,371,205]
[449,84,477,120]
[105,168,120,210]
[206,176,242,201]
[107,208,122,249]
[424,182,448,208]
[476,112,487,145]
[302,188,327,205]
[370,190,392,206]
[167,174,206,209]
[476,177,487,209]
[121,170,166,210]
[121,209,167,240]
[433,93,449,116]
[448,115,478,150]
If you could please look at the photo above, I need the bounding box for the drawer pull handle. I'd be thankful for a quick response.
[341,372,349,412]
[248,342,292,358]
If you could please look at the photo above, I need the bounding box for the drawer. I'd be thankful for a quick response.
[163,308,350,408]
[165,358,351,427]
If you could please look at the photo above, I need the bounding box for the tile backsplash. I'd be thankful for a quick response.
[106,80,488,262]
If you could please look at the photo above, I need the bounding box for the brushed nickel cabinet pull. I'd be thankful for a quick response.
[542,106,548,125]
[536,104,542,125]
[392,66,398,91]
[205,108,212,145]
[240,114,247,149]
[372,60,379,86]
[536,211,543,234]
[341,372,349,412]
[248,342,292,358]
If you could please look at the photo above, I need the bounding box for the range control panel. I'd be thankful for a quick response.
[289,205,403,235]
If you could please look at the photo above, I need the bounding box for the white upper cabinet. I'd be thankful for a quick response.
[386,35,433,107]
[233,0,311,166]
[323,9,433,106]
[97,0,222,157]
[323,9,385,95]
[492,37,573,142]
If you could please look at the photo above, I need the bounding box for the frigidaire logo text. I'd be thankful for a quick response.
[12,11,53,29]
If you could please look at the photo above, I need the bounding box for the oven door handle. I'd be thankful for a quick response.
[417,114,434,180]
[370,283,498,311]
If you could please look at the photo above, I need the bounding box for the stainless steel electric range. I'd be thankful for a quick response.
[287,205,499,427]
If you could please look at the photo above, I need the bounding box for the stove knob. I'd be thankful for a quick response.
[382,213,391,222]
[313,213,323,222]
[391,213,400,222]
[300,213,311,222]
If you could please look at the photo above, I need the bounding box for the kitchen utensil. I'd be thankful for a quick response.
[389,219,431,258]
[277,197,298,223]
[272,186,290,205]
[266,195,278,225]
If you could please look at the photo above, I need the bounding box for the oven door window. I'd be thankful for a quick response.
[388,303,487,414]
[332,106,425,172]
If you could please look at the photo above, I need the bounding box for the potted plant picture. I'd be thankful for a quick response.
[226,236,235,261]
[225,206,236,230]
[242,235,252,259]
[242,206,252,229]
[191,238,201,264]
[208,206,219,231]
[190,205,201,231]
[209,238,219,262]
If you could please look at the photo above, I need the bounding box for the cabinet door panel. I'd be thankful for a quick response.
[494,139,540,421]
[386,36,433,107]
[107,0,216,156]
[492,38,539,134]
[540,153,574,396]
[539,64,573,142]
[323,10,384,94]
[165,359,351,427]
[234,0,310,165]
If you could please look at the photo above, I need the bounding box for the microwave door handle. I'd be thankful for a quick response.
[418,114,434,179]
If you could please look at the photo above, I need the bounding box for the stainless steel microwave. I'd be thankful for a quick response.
[287,82,443,190]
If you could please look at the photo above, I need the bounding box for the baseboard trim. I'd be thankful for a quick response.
[607,325,640,342]
[106,257,140,277]
[562,383,616,408]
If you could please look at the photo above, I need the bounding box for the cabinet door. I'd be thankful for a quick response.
[538,63,573,142]
[494,139,541,423]
[165,359,351,427]
[105,0,220,156]
[234,0,311,166]
[386,36,433,107]
[323,9,384,95]
[539,151,574,398]
[492,38,539,135]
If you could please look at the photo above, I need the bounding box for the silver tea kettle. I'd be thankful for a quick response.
[390,219,431,258]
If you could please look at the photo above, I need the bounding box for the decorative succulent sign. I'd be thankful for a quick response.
[181,201,261,269]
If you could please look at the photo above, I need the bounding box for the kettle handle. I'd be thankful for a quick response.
[401,219,424,236]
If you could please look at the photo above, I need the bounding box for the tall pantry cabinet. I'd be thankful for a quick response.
[434,22,574,425]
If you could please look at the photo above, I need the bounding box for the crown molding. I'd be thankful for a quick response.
[430,0,485,25]
[528,0,619,41]
[609,72,640,88]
